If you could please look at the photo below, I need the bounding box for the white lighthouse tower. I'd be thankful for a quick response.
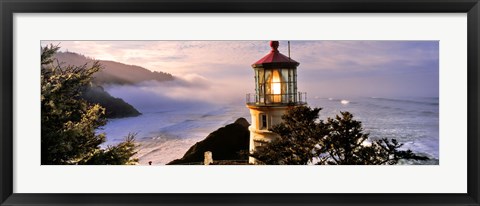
[246,41,306,164]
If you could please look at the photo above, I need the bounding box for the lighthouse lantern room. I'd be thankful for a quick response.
[246,41,306,164]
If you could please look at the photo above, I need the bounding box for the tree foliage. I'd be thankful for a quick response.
[41,45,138,165]
[251,106,326,165]
[250,106,429,165]
[79,134,138,165]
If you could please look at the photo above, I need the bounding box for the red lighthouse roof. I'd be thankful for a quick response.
[252,41,299,68]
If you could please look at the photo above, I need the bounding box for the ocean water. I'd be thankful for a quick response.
[309,97,439,163]
[98,103,251,164]
[98,96,439,165]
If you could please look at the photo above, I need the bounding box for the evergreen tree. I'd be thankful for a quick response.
[79,133,138,165]
[41,45,138,165]
[250,106,327,165]
[319,111,428,165]
[251,106,428,165]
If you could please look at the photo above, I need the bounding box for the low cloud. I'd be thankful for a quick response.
[104,73,251,113]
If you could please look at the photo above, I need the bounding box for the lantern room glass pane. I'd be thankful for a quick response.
[258,69,265,84]
[271,69,282,103]
[280,69,288,102]
[264,70,272,103]
[290,69,295,102]
[293,69,297,101]
[257,69,265,103]
[254,70,258,96]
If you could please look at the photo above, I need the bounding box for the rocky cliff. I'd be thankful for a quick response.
[167,118,250,165]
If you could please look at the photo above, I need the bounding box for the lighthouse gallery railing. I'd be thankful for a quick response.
[246,92,307,105]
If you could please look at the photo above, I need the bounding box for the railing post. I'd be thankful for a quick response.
[204,151,213,165]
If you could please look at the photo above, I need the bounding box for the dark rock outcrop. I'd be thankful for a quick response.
[167,118,250,165]
[81,85,141,118]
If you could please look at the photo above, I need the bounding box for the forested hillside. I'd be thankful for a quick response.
[54,52,174,85]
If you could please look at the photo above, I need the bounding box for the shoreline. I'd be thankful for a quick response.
[133,135,204,165]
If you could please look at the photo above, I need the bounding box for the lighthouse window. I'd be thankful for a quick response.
[260,114,267,129]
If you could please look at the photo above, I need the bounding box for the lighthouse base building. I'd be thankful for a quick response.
[246,41,306,164]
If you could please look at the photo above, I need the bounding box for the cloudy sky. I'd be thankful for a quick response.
[41,40,439,103]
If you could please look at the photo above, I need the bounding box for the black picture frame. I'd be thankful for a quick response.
[1,0,479,205]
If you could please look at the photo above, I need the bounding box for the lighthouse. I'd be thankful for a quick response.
[246,41,306,164]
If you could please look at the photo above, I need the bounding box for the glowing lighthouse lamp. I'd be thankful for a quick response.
[246,41,306,164]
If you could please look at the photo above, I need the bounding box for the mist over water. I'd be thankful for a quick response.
[97,79,251,164]
[103,75,247,112]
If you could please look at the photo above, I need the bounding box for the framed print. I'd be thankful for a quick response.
[1,0,479,205]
